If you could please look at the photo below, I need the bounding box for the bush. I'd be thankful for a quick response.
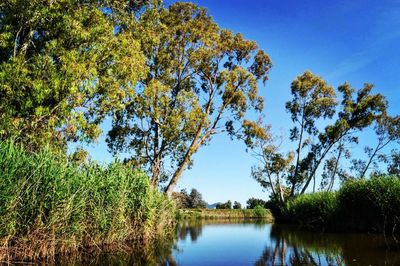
[0,140,176,259]
[253,205,267,218]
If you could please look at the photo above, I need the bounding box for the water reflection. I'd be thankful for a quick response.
[173,221,399,266]
[256,224,399,266]
[255,225,345,266]
[52,220,399,265]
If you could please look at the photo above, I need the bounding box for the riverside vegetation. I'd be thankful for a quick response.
[0,141,176,260]
[1,0,400,262]
[275,175,400,234]
[178,207,273,221]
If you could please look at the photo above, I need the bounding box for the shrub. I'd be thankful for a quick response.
[253,205,267,218]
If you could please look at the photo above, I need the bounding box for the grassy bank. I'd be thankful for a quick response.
[281,176,400,233]
[178,208,274,222]
[0,141,176,261]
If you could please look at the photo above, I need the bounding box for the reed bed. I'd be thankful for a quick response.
[0,140,176,261]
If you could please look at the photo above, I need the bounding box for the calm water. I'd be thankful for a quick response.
[60,220,399,266]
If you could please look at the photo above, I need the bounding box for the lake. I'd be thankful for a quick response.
[60,220,400,266]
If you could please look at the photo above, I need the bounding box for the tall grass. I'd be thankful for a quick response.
[282,176,400,233]
[286,192,338,228]
[337,176,400,233]
[0,140,176,260]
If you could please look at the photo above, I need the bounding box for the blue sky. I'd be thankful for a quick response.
[77,0,400,205]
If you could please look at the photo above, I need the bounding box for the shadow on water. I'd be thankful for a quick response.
[255,224,400,266]
[44,220,400,265]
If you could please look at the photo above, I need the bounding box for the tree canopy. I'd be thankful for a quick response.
[106,2,272,193]
[0,0,147,149]
[250,71,390,204]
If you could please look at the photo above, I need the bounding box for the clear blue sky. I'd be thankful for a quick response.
[74,0,400,206]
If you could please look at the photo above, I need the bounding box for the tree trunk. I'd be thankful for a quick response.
[165,125,203,196]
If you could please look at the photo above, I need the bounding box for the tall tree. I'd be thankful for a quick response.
[107,2,272,193]
[250,71,388,202]
[387,150,400,176]
[351,114,400,178]
[0,0,147,149]
[284,71,337,196]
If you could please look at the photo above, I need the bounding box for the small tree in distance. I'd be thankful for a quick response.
[216,200,232,209]
[233,201,242,209]
[246,198,267,209]
[172,188,207,209]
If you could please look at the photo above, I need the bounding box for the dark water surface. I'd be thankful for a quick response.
[60,220,399,266]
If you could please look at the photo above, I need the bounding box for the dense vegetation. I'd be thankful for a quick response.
[178,208,273,221]
[0,0,271,259]
[0,1,399,262]
[279,175,400,233]
[0,141,176,260]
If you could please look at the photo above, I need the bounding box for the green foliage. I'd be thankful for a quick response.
[253,205,267,218]
[246,197,267,209]
[178,208,273,221]
[250,71,389,200]
[280,175,400,233]
[106,1,272,191]
[216,200,232,209]
[233,201,242,209]
[286,192,338,228]
[0,0,147,148]
[0,140,176,259]
[337,175,400,233]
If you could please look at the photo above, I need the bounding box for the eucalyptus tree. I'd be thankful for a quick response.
[0,0,147,149]
[107,2,272,193]
[387,150,400,176]
[351,114,400,178]
[250,71,387,202]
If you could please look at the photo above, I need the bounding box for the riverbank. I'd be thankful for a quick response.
[276,175,400,234]
[178,208,274,222]
[0,141,176,261]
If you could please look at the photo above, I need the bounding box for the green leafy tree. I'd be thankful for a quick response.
[0,0,147,149]
[387,150,400,176]
[351,114,400,178]
[246,197,267,209]
[250,71,387,202]
[107,2,272,193]
[233,201,242,209]
[189,188,207,209]
[216,200,232,209]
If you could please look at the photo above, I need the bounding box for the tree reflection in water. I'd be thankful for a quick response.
[54,221,400,265]
[255,224,399,266]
